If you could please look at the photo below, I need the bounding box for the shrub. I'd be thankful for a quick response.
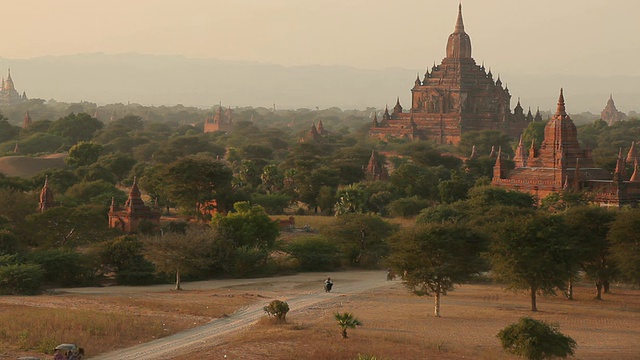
[323,213,397,267]
[28,249,97,287]
[99,235,157,285]
[387,196,432,218]
[0,229,22,255]
[0,263,44,295]
[251,193,292,214]
[284,235,340,271]
[334,312,363,339]
[164,221,188,235]
[263,300,290,322]
[497,317,577,360]
[232,246,270,277]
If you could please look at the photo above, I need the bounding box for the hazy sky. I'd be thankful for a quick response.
[4,0,639,77]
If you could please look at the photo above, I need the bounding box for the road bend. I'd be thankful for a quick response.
[89,270,389,360]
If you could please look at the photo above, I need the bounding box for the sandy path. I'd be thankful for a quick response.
[85,270,388,360]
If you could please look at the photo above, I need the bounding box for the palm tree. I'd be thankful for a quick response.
[334,312,363,338]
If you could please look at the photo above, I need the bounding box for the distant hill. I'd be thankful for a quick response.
[0,153,66,178]
[0,53,637,113]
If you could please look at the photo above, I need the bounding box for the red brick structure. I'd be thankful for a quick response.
[601,94,626,125]
[204,106,233,133]
[300,122,324,143]
[493,89,640,207]
[370,4,530,145]
[108,177,161,232]
[365,150,389,180]
[23,110,32,129]
[38,176,55,213]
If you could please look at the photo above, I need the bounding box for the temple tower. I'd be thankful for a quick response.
[108,177,161,233]
[23,110,32,129]
[601,94,626,125]
[370,4,530,144]
[39,176,55,212]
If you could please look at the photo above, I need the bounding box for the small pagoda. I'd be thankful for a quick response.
[108,177,161,232]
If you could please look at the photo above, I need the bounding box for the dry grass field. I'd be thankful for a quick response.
[179,281,640,360]
[0,289,255,359]
[2,273,637,360]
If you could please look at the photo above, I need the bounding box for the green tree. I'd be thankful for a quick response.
[260,164,283,193]
[608,208,640,285]
[0,255,44,295]
[334,183,368,215]
[211,202,279,249]
[438,170,473,203]
[49,112,103,144]
[250,193,292,215]
[0,188,37,228]
[459,130,514,158]
[32,169,79,195]
[0,230,23,255]
[497,317,576,360]
[334,312,363,339]
[521,120,548,151]
[389,163,448,200]
[0,117,20,143]
[386,196,431,218]
[399,141,462,169]
[323,213,397,267]
[142,228,218,290]
[10,132,66,154]
[99,235,156,285]
[488,213,576,311]
[387,223,486,317]
[64,180,126,205]
[284,235,340,271]
[297,166,340,213]
[65,141,104,168]
[25,205,117,248]
[564,206,616,299]
[163,156,233,216]
[97,153,137,183]
[28,249,97,287]
[466,185,536,210]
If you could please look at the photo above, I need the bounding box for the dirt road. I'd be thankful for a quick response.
[84,270,388,360]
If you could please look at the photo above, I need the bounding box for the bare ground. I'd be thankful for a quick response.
[177,279,640,360]
[1,271,639,360]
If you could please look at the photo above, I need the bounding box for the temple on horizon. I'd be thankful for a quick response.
[601,94,626,125]
[0,69,28,105]
[370,4,530,144]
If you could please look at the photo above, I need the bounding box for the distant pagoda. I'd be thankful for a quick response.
[601,94,626,125]
[0,68,28,105]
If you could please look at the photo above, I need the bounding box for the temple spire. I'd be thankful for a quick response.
[469,145,478,159]
[455,2,464,33]
[446,3,472,59]
[631,159,640,182]
[39,175,55,213]
[393,97,403,114]
[627,141,638,163]
[556,88,566,116]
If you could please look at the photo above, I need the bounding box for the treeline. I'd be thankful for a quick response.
[0,103,639,297]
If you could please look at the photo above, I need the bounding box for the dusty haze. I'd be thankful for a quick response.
[1,1,638,111]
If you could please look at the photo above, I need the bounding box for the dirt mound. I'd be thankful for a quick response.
[0,153,67,178]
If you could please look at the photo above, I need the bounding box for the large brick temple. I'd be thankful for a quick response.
[492,89,640,207]
[370,4,530,145]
